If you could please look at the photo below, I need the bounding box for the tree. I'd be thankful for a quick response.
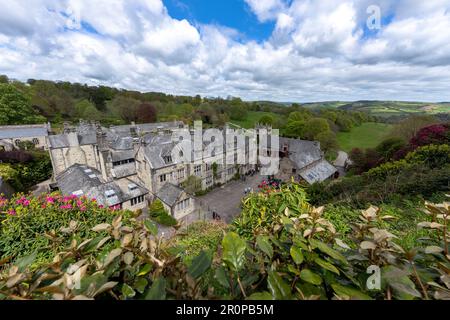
[182,176,202,195]
[109,96,141,122]
[137,103,158,123]
[304,118,330,140]
[74,99,102,121]
[0,84,46,125]
[0,75,8,84]
[284,120,306,138]
[375,137,406,161]
[410,123,450,148]
[288,111,311,123]
[316,130,338,153]
[390,115,438,142]
[335,114,354,132]
[259,115,274,126]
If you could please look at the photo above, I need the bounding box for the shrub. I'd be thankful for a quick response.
[149,200,177,227]
[169,221,228,264]
[0,193,132,267]
[1,197,449,300]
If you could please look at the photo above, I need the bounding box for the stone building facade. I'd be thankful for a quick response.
[45,120,337,220]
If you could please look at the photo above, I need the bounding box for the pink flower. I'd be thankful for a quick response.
[80,206,87,212]
[7,209,16,216]
[46,196,55,204]
[98,205,104,209]
[60,204,73,210]
[23,200,30,207]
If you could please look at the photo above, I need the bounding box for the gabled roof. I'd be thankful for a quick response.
[280,137,323,169]
[156,183,185,207]
[299,160,337,184]
[0,124,49,139]
[56,164,148,207]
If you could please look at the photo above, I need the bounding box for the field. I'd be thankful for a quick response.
[302,101,450,119]
[337,122,393,152]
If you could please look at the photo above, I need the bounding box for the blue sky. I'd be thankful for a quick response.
[0,0,450,102]
[163,0,276,42]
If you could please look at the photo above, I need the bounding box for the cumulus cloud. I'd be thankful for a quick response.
[0,0,449,102]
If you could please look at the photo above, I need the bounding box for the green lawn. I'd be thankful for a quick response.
[337,122,393,152]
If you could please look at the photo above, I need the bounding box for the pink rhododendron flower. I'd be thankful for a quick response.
[46,196,55,204]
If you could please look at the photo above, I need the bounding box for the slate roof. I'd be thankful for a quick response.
[110,122,184,136]
[299,160,338,184]
[280,137,323,169]
[111,163,137,179]
[156,183,185,207]
[0,125,49,139]
[143,134,181,169]
[56,164,148,207]
[111,150,135,162]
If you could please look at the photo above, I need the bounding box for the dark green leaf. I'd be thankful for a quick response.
[267,270,292,300]
[256,236,273,259]
[145,277,166,300]
[314,257,340,275]
[300,269,322,285]
[248,291,273,300]
[332,284,372,300]
[222,232,246,272]
[215,266,230,289]
[144,220,158,236]
[290,246,304,265]
[122,284,136,298]
[188,251,212,279]
[310,239,347,265]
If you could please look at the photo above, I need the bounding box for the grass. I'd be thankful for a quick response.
[337,122,393,152]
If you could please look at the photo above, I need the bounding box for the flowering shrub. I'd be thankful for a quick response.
[257,179,282,195]
[410,123,450,148]
[0,192,132,268]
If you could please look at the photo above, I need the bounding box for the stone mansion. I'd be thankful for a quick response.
[0,121,337,220]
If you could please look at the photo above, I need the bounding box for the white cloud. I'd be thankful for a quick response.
[0,0,450,102]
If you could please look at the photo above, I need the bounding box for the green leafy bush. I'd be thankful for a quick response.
[169,221,228,264]
[149,200,177,227]
[0,193,131,267]
[0,188,449,300]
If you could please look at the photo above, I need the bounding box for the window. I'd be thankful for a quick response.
[206,164,212,172]
[159,174,167,183]
[163,155,173,164]
[176,199,190,211]
[128,183,138,191]
[194,165,202,176]
[131,195,145,206]
[206,176,213,186]
[32,138,39,145]
[178,169,185,180]
[292,168,297,174]
[105,190,116,199]
[113,159,135,167]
